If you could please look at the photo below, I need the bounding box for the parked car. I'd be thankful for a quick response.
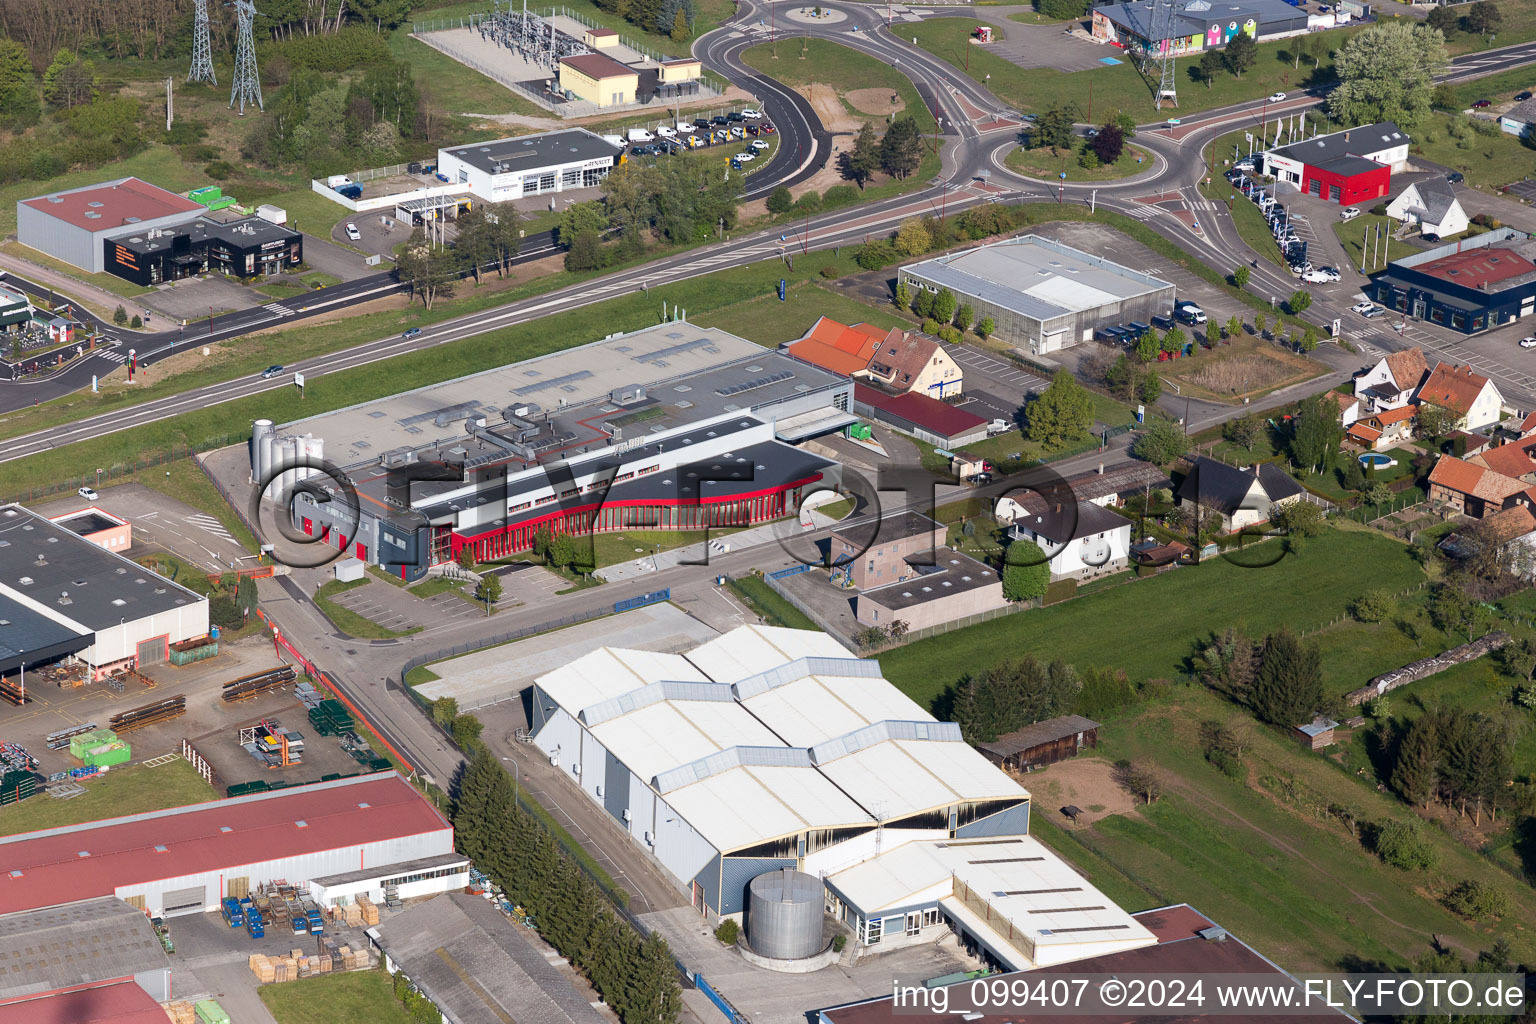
[655,124,677,138]
[1521,336,1536,349]
[344,223,361,241]
[1175,301,1206,325]
[1473,99,1492,108]
[675,121,695,134]
[1125,320,1152,339]
[1350,301,1378,315]
[727,111,745,122]
[402,327,422,338]
[741,108,763,119]
[761,123,776,135]
[693,118,711,129]
[1340,206,1361,221]
[737,150,756,162]
[1446,171,1464,183]
[1151,314,1175,331]
[1362,305,1387,319]
[711,115,728,126]
[261,364,285,379]
[750,139,769,151]
[729,125,745,139]
[1518,91,1533,101]
[78,486,98,500]
[746,124,761,136]
[1423,232,1442,242]
[1302,266,1341,283]
[1268,91,1286,102]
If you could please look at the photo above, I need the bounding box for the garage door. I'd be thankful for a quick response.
[162,885,207,917]
[136,635,168,667]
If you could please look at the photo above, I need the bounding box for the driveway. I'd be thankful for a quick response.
[303,234,377,282]
[141,276,259,322]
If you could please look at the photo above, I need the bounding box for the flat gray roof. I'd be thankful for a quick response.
[370,893,609,1024]
[901,235,1173,323]
[0,897,170,1001]
[312,851,468,888]
[441,128,619,176]
[0,504,204,631]
[860,549,1000,610]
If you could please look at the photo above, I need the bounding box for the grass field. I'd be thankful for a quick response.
[1005,142,1153,182]
[1410,112,1536,191]
[258,969,415,1024]
[695,282,907,347]
[910,19,1358,119]
[1332,211,1422,272]
[1051,689,1536,970]
[876,528,1424,712]
[0,759,216,837]
[726,575,818,630]
[742,38,939,135]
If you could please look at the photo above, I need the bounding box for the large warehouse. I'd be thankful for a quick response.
[437,128,621,203]
[898,236,1175,355]
[0,773,464,918]
[267,322,854,581]
[1092,0,1308,54]
[1367,228,1536,335]
[0,503,208,682]
[528,624,1155,970]
[17,177,205,273]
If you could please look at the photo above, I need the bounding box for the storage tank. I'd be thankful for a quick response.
[250,419,274,482]
[259,430,277,492]
[746,868,823,959]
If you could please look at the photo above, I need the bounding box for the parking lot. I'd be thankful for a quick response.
[949,346,1049,425]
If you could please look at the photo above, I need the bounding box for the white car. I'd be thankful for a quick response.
[78,486,98,501]
[1268,91,1286,102]
[736,150,756,162]
[675,122,695,134]
[741,108,763,119]
[749,139,769,151]
[655,124,676,138]
[1521,336,1536,349]
[1302,266,1342,283]
[1350,301,1377,315]
[344,223,361,241]
[1340,206,1361,221]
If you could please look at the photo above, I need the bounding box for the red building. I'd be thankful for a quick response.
[1262,122,1409,205]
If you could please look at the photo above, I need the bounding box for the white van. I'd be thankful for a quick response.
[626,127,655,143]
[655,124,677,138]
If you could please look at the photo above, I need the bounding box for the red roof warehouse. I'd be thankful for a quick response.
[0,773,457,917]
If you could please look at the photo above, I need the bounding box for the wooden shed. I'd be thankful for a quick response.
[976,715,1100,771]
[1293,716,1338,751]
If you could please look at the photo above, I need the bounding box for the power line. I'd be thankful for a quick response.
[228,0,264,113]
[188,0,217,84]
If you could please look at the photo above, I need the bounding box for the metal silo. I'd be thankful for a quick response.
[250,419,274,482]
[258,430,277,494]
[746,868,823,959]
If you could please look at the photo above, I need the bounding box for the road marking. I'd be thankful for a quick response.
[262,303,294,315]
[184,513,235,544]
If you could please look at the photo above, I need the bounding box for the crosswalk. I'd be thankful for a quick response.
[98,350,127,364]
[184,513,236,545]
[262,302,294,316]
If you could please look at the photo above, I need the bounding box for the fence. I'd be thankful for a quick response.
[613,588,670,613]
[695,974,746,1024]
[0,440,242,507]
[180,738,218,786]
[759,573,857,653]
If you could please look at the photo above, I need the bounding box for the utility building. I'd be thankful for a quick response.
[16,177,205,274]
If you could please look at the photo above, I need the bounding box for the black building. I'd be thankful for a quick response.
[104,215,303,286]
[1367,228,1536,335]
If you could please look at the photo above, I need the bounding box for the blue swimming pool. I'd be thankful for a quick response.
[1358,453,1398,469]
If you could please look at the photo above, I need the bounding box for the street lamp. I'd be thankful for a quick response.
[500,756,519,803]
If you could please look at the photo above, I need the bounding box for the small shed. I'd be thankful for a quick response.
[334,558,364,583]
[976,714,1100,771]
[1294,716,1337,751]
[950,451,990,481]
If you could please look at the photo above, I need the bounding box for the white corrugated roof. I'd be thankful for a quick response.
[590,699,781,783]
[684,624,849,682]
[741,671,932,747]
[663,765,872,851]
[817,740,1025,820]
[535,647,707,713]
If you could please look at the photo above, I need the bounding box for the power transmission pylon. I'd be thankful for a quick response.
[228,0,263,113]
[1153,0,1177,109]
[188,0,217,84]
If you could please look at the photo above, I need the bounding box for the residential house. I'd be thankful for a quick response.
[993,463,1172,521]
[1386,178,1469,239]
[1416,362,1504,431]
[854,549,1008,631]
[1439,504,1536,578]
[785,317,963,398]
[1426,454,1531,517]
[1500,97,1536,139]
[1327,389,1362,429]
[1353,347,1427,414]
[1005,495,1134,580]
[1345,405,1417,451]
[1175,456,1307,533]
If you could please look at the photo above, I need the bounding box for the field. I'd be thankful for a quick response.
[1004,143,1154,182]
[741,39,939,134]
[909,19,1360,119]
[726,575,818,630]
[1030,689,1536,970]
[258,969,415,1024]
[876,527,1424,712]
[1161,335,1325,403]
[695,281,907,347]
[1331,210,1423,272]
[0,759,217,837]
[1409,112,1536,192]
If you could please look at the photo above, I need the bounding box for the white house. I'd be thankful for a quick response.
[1387,178,1469,239]
[436,129,620,203]
[1005,498,1133,580]
[1354,346,1428,414]
[1417,361,1505,432]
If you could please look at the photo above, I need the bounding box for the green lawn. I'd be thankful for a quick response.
[1005,143,1153,182]
[1410,112,1536,191]
[695,282,908,347]
[588,527,752,568]
[258,969,415,1024]
[314,579,422,640]
[1332,211,1421,273]
[911,19,1358,119]
[390,23,543,118]
[1440,4,1536,56]
[742,38,938,134]
[0,759,216,837]
[815,498,854,520]
[726,575,818,630]
[877,528,1424,712]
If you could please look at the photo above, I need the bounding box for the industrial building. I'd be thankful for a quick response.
[264,322,854,581]
[105,215,304,285]
[0,897,172,1005]
[527,624,1156,970]
[1262,122,1408,205]
[370,893,609,1024]
[17,177,206,274]
[437,128,621,203]
[898,236,1175,355]
[1091,0,1309,54]
[558,52,639,107]
[0,503,208,682]
[1367,228,1536,335]
[0,773,461,918]
[48,506,132,553]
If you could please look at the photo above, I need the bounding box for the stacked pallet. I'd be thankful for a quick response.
[341,903,363,927]
[248,954,276,984]
[355,894,380,926]
[161,1000,197,1024]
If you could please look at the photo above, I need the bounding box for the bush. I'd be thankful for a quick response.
[854,240,898,270]
[831,934,846,952]
[819,265,839,279]
[203,160,233,179]
[922,318,940,334]
[1369,203,1388,217]
[1350,589,1395,623]
[130,315,143,329]
[793,190,822,214]
[209,595,244,630]
[1471,212,1494,228]
[937,325,960,344]
[1373,819,1438,871]
[765,186,792,215]
[113,305,128,326]
[822,184,859,208]
[714,919,739,945]
[1206,748,1245,781]
[1442,879,1513,920]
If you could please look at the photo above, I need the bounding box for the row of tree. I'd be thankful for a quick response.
[1193,627,1328,728]
[455,749,682,1024]
[841,117,927,187]
[397,205,527,308]
[590,0,698,45]
[1391,704,1516,826]
[950,655,1141,743]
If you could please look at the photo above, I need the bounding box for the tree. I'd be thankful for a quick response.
[1443,880,1512,920]
[1222,31,1257,78]
[113,305,128,326]
[43,48,96,108]
[131,316,143,329]
[1463,0,1501,36]
[1032,105,1077,154]
[0,39,39,129]
[1425,4,1458,36]
[893,217,931,257]
[1160,326,1186,356]
[670,5,689,40]
[1329,22,1448,131]
[474,571,502,610]
[954,303,974,332]
[1373,819,1438,871]
[564,230,604,272]
[1250,629,1323,727]
[451,712,484,751]
[1362,481,1393,508]
[1024,369,1094,448]
[1233,264,1250,289]
[893,280,911,312]
[1134,331,1158,363]
[1199,48,1224,88]
[1037,0,1089,17]
[431,696,459,727]
[1288,289,1312,315]
[848,122,880,189]
[1272,501,1324,544]
[1002,539,1050,602]
[1429,582,1485,641]
[555,200,608,247]
[1349,588,1394,623]
[456,546,476,570]
[879,116,924,179]
[765,186,793,214]
[1415,402,1457,438]
[1194,627,1258,700]
[1132,419,1189,465]
[976,315,995,339]
[1113,758,1163,805]
[1090,122,1125,164]
[932,287,957,324]
[532,525,553,562]
[1223,413,1264,453]
[398,229,456,310]
[1290,393,1343,473]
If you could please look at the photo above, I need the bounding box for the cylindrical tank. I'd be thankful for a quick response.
[746,868,823,959]
[250,419,274,482]
[259,431,276,492]
[279,436,300,504]
[302,435,323,484]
